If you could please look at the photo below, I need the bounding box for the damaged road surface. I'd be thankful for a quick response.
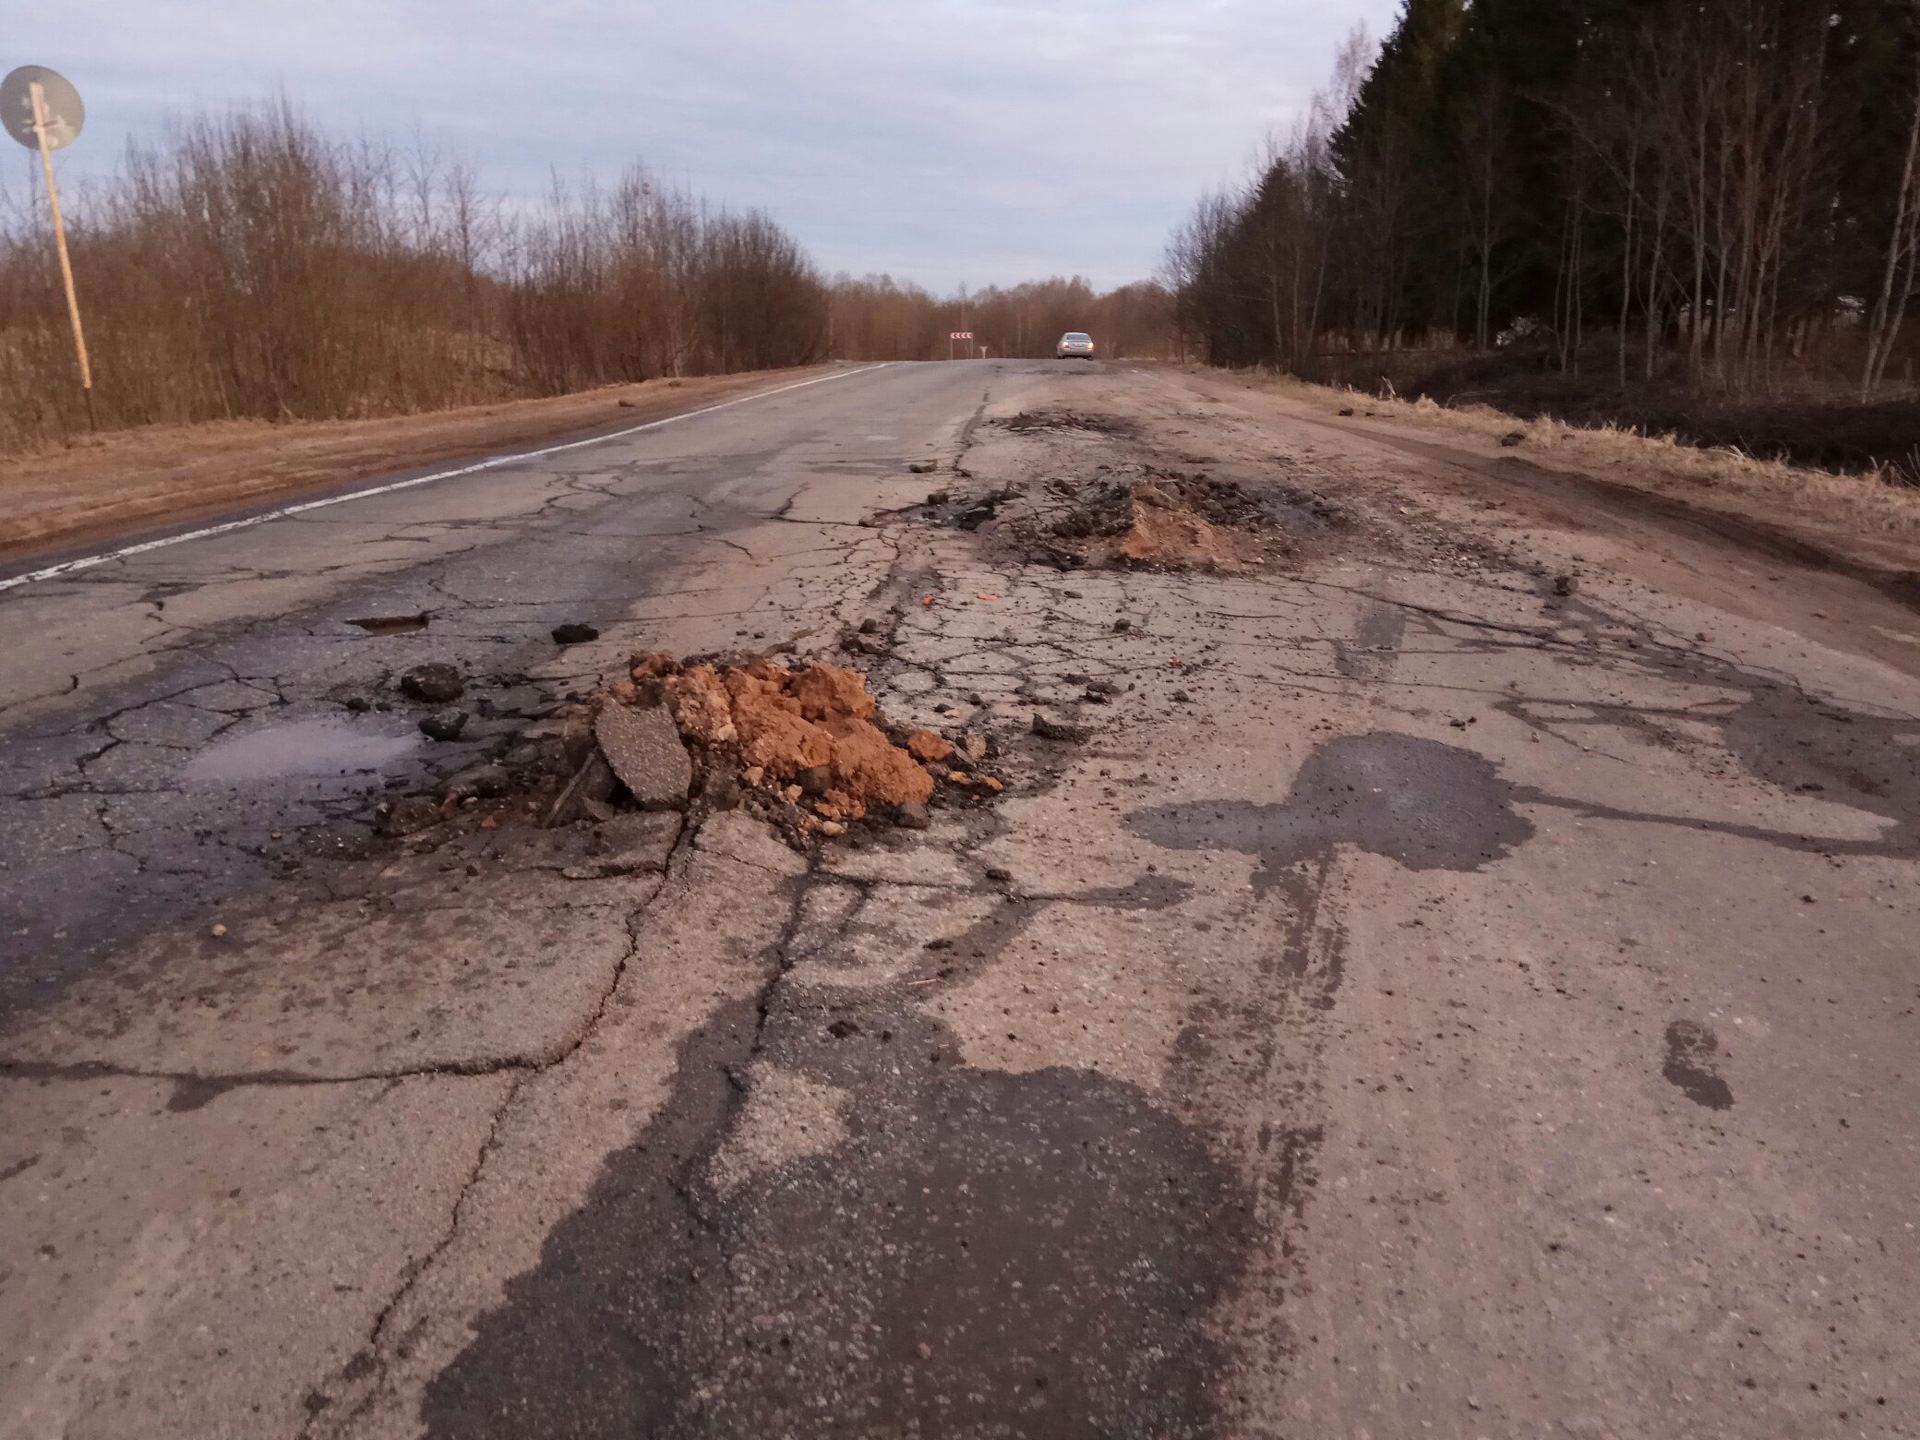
[3,360,1919,1439]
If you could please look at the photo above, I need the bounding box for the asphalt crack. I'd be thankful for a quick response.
[297,833,699,1437]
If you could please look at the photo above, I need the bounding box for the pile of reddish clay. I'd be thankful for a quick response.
[1117,480,1242,568]
[612,654,996,827]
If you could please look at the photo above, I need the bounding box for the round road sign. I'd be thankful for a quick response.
[2,66,85,151]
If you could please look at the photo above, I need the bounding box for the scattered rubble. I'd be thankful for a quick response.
[997,409,1139,437]
[920,485,1021,532]
[925,460,1344,573]
[363,643,1009,854]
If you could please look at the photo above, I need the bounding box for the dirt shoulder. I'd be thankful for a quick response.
[0,365,838,564]
[1164,365,1920,684]
[1177,368,1920,576]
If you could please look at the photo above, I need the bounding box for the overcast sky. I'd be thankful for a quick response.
[10,0,1399,292]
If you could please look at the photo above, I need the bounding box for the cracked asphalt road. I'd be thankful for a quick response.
[3,360,1918,1439]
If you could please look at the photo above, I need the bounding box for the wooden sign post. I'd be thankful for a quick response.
[3,65,94,431]
[29,81,94,430]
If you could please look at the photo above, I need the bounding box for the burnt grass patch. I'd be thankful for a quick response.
[1388,346,1920,483]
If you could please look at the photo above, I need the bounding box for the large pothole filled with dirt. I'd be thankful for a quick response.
[919,463,1347,572]
[374,654,1005,855]
[994,409,1141,437]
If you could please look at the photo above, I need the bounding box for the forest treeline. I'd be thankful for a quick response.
[0,99,1173,452]
[827,275,1173,367]
[1168,0,1920,407]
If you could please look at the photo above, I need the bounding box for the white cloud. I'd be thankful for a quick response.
[9,0,1399,288]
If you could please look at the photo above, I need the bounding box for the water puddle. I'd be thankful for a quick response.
[1130,732,1534,888]
[1662,1020,1734,1109]
[181,716,421,786]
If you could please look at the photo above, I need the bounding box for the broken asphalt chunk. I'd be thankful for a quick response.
[1031,713,1089,743]
[419,708,469,742]
[551,622,600,645]
[399,662,464,704]
[594,703,694,810]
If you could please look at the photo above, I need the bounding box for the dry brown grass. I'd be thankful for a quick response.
[1268,375,1920,541]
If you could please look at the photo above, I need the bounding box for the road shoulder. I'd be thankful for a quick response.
[0,365,842,566]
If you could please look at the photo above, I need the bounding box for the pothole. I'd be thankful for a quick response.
[994,409,1140,437]
[918,463,1346,572]
[372,653,1009,854]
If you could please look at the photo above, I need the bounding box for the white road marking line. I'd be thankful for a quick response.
[0,363,892,596]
